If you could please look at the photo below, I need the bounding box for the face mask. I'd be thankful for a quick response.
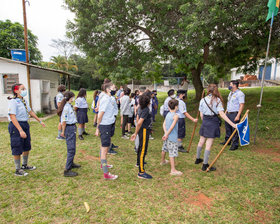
[171,94,176,99]
[110,90,116,96]
[228,86,233,90]
[20,89,27,97]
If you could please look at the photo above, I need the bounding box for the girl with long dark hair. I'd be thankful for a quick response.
[7,84,45,176]
[74,88,89,140]
[58,91,81,177]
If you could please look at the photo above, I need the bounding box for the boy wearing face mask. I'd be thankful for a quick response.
[220,80,245,151]
[176,90,198,153]
[58,91,81,177]
[95,82,118,180]
[8,84,46,176]
[163,89,176,118]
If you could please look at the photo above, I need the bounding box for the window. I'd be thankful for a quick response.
[2,74,19,94]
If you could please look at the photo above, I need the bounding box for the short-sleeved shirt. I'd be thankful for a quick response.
[138,107,151,129]
[176,98,187,119]
[199,95,224,115]
[163,96,172,111]
[129,98,135,117]
[120,95,131,115]
[99,94,115,125]
[75,97,88,108]
[227,89,245,112]
[56,92,64,104]
[111,96,118,117]
[61,102,77,124]
[8,98,31,122]
[165,112,178,142]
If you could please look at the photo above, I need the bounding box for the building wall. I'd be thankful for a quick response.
[0,61,28,117]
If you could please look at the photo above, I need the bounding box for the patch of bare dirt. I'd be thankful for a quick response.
[79,149,99,161]
[184,192,213,209]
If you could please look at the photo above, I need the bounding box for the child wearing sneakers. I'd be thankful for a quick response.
[95,82,118,180]
[161,99,182,176]
[131,93,152,179]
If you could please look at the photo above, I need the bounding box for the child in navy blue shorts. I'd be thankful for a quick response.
[95,82,118,180]
[7,84,46,176]
[58,91,81,177]
[131,93,153,179]
[74,88,89,140]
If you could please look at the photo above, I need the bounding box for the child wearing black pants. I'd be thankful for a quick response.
[131,93,152,179]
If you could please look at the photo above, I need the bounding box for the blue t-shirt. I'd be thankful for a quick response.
[8,98,31,122]
[165,112,178,142]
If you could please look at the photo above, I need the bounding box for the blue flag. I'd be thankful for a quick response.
[236,115,250,146]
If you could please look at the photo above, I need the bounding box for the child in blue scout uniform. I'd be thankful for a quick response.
[56,85,66,140]
[58,91,81,177]
[176,90,198,153]
[74,88,89,140]
[220,80,245,151]
[161,99,182,176]
[195,84,237,171]
[92,90,100,127]
[95,82,118,180]
[131,93,153,179]
[163,89,176,118]
[7,84,46,176]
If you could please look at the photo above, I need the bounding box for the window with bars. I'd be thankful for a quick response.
[2,74,19,94]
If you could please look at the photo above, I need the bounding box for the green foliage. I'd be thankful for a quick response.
[0,20,42,64]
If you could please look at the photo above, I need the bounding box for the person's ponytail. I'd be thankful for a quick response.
[57,91,75,117]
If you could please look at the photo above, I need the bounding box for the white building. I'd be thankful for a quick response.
[0,57,76,118]
[231,58,280,81]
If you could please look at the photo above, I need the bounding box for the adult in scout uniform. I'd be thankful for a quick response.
[176,90,198,153]
[195,84,237,171]
[8,84,46,176]
[56,85,66,140]
[58,91,81,177]
[220,80,245,151]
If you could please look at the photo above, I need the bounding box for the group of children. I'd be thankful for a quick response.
[7,79,242,179]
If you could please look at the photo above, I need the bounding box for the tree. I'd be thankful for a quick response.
[64,0,280,100]
[50,38,78,59]
[0,20,42,64]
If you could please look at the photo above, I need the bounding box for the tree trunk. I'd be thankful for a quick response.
[191,66,204,101]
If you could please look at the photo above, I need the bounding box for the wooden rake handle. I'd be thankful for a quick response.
[187,90,205,153]
[206,109,250,172]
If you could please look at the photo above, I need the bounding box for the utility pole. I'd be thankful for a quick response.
[22,0,32,109]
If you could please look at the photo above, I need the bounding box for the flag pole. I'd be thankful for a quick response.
[253,13,274,144]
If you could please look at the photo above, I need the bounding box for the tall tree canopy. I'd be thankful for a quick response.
[64,0,280,100]
[0,20,42,64]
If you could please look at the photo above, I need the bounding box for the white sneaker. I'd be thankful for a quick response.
[121,135,129,139]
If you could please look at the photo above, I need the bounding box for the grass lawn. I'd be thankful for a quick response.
[0,87,279,223]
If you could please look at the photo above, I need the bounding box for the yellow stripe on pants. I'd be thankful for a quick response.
[140,128,146,173]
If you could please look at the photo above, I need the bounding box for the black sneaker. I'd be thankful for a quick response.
[195,158,203,164]
[21,164,36,170]
[138,172,153,179]
[112,143,119,149]
[71,163,81,169]
[178,146,187,153]
[202,163,216,172]
[83,131,90,136]
[229,145,238,151]
[108,149,117,155]
[78,135,84,140]
[64,170,78,177]
[15,169,28,176]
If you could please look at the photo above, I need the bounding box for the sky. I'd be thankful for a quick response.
[0,0,75,61]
